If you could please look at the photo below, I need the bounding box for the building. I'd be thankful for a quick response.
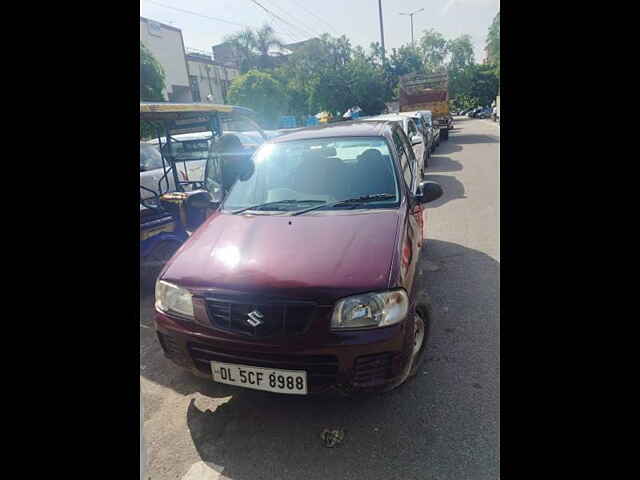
[140,16,192,102]
[212,42,242,69]
[185,49,239,104]
[211,37,319,70]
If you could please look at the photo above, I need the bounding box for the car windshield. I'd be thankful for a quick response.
[220,136,399,213]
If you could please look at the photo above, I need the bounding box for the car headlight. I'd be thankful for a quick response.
[331,290,409,330]
[155,280,194,319]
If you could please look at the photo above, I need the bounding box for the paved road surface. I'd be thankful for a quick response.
[140,117,500,480]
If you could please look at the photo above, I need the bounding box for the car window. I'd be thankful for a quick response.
[221,136,399,212]
[392,129,413,191]
[140,144,163,171]
[408,120,417,137]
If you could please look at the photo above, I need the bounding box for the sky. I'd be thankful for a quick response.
[140,0,499,63]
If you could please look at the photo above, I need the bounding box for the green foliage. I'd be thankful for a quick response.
[220,24,499,122]
[140,42,166,139]
[447,35,475,72]
[469,63,499,107]
[419,29,449,72]
[225,24,285,73]
[227,70,287,128]
[486,11,500,79]
[274,34,391,118]
[140,41,165,101]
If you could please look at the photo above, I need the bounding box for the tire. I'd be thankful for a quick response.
[407,303,432,380]
[441,128,449,141]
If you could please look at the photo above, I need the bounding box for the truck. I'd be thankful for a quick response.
[399,71,450,141]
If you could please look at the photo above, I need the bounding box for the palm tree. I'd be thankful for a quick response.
[224,28,257,73]
[224,24,283,72]
[254,25,284,69]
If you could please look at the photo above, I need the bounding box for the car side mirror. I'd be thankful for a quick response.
[411,135,423,146]
[415,181,443,204]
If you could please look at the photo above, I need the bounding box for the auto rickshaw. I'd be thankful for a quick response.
[140,102,267,287]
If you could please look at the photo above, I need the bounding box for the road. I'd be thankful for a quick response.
[140,117,500,480]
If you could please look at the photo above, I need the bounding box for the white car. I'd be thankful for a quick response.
[141,132,212,200]
[140,131,277,201]
[359,113,427,178]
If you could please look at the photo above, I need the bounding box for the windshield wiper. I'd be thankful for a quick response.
[291,194,396,216]
[231,199,325,214]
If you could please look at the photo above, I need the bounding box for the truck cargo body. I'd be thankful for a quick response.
[399,72,450,140]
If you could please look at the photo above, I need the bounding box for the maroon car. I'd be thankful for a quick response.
[154,121,443,395]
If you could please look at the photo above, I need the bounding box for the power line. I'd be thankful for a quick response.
[260,0,322,39]
[283,0,341,37]
[249,0,310,42]
[144,0,290,38]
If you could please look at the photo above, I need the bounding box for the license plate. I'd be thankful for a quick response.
[210,361,308,395]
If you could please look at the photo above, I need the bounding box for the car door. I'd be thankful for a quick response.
[391,127,422,290]
[406,119,424,167]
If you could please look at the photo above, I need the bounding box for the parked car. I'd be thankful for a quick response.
[468,107,483,118]
[476,107,492,119]
[395,111,435,167]
[359,113,427,177]
[153,120,443,396]
[418,110,440,152]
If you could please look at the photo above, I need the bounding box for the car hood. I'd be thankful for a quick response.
[162,210,401,303]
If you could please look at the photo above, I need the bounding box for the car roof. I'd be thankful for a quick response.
[395,111,423,118]
[363,114,409,123]
[267,120,396,144]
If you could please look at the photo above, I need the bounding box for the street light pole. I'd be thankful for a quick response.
[378,0,385,60]
[399,8,424,48]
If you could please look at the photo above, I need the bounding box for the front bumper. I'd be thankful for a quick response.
[154,307,415,395]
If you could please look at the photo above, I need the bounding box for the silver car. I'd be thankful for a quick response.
[359,113,427,178]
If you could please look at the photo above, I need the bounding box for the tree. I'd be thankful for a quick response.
[224,28,257,73]
[469,63,499,107]
[140,42,165,139]
[447,35,475,72]
[140,41,165,101]
[446,35,475,103]
[486,11,500,79]
[419,29,448,72]
[254,25,284,69]
[227,70,287,128]
[224,24,284,72]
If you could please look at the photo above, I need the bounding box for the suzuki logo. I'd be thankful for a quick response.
[247,309,264,327]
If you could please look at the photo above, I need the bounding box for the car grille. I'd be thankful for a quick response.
[353,352,394,385]
[187,342,339,387]
[204,296,316,338]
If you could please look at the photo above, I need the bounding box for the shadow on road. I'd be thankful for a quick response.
[164,240,500,480]
[426,155,462,173]
[433,142,462,156]
[453,134,498,145]
[423,173,466,208]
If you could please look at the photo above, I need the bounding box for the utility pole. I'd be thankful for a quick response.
[399,7,424,48]
[378,0,385,60]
